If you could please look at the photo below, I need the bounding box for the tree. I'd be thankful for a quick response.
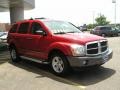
[95,14,110,25]
[87,24,96,29]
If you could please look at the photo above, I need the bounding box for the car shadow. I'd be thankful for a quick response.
[9,59,116,86]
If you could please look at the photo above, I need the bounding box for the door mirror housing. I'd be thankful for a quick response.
[35,30,47,36]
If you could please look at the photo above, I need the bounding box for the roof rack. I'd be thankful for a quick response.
[35,17,46,19]
[29,17,47,20]
[29,17,34,20]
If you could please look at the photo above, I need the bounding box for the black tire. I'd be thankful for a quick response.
[50,52,70,76]
[10,46,21,63]
[114,34,118,37]
[101,33,106,37]
[110,34,114,37]
[118,33,120,36]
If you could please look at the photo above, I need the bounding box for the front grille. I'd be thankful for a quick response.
[87,48,98,54]
[86,40,108,55]
[87,43,98,49]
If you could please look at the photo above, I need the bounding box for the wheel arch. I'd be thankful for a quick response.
[48,49,66,60]
[9,43,16,50]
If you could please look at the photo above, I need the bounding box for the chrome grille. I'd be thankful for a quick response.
[100,41,108,52]
[86,40,108,55]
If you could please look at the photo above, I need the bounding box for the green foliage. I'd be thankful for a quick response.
[95,15,110,26]
[87,24,96,29]
[87,14,110,29]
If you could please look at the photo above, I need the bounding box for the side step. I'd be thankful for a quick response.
[20,56,49,64]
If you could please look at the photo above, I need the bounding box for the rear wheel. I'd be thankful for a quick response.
[101,33,106,37]
[10,47,21,62]
[50,52,70,76]
[117,33,120,36]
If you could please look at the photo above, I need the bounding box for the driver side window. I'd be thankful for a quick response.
[31,22,43,35]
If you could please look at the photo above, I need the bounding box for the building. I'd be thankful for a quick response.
[0,0,35,24]
[0,23,11,31]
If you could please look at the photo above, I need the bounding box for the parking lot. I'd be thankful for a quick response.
[0,36,120,90]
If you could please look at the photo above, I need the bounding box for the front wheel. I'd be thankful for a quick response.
[50,53,70,76]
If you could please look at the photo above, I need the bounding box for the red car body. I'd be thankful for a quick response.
[7,19,113,76]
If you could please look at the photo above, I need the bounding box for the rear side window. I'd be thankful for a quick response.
[94,27,99,30]
[18,22,29,34]
[100,27,112,30]
[9,24,18,33]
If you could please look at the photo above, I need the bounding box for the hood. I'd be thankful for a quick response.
[54,33,105,45]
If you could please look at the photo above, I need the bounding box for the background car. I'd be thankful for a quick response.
[0,32,5,37]
[78,24,87,31]
[113,28,120,36]
[0,32,8,43]
[90,26,118,37]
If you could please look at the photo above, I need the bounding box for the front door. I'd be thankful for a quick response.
[24,22,49,60]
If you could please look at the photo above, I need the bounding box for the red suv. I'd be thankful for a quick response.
[7,18,113,76]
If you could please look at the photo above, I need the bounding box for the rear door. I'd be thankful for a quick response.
[101,27,112,35]
[16,22,30,55]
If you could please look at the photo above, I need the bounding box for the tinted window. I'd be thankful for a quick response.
[94,27,99,30]
[30,22,43,34]
[18,22,29,34]
[9,24,18,33]
[100,27,111,30]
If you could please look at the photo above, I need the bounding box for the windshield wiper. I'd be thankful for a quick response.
[67,31,80,33]
[54,32,66,34]
[67,31,76,33]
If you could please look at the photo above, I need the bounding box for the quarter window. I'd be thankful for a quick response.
[9,24,18,33]
[18,22,29,34]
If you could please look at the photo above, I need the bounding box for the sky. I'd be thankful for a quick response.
[0,0,120,26]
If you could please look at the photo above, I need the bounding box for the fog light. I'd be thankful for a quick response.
[83,60,88,65]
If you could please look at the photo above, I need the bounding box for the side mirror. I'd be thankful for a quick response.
[35,30,47,36]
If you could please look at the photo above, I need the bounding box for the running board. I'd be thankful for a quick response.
[20,56,49,64]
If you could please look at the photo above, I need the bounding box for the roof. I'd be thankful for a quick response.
[96,26,111,28]
[0,0,35,12]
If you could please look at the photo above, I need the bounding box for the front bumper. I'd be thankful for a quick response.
[67,49,113,68]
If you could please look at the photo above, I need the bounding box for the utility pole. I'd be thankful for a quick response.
[92,11,95,25]
[112,0,116,27]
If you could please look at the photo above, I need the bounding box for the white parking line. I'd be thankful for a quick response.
[37,68,86,90]
[0,62,86,90]
[55,76,86,89]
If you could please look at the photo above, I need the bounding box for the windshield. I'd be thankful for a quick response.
[44,21,81,34]
[0,32,8,37]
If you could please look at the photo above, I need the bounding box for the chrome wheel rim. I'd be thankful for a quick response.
[52,56,64,73]
[11,49,17,60]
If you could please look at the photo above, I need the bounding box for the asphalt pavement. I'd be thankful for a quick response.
[0,36,120,90]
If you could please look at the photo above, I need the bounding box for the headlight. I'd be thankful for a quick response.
[70,44,85,56]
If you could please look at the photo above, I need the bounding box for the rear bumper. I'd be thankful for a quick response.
[67,49,113,68]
